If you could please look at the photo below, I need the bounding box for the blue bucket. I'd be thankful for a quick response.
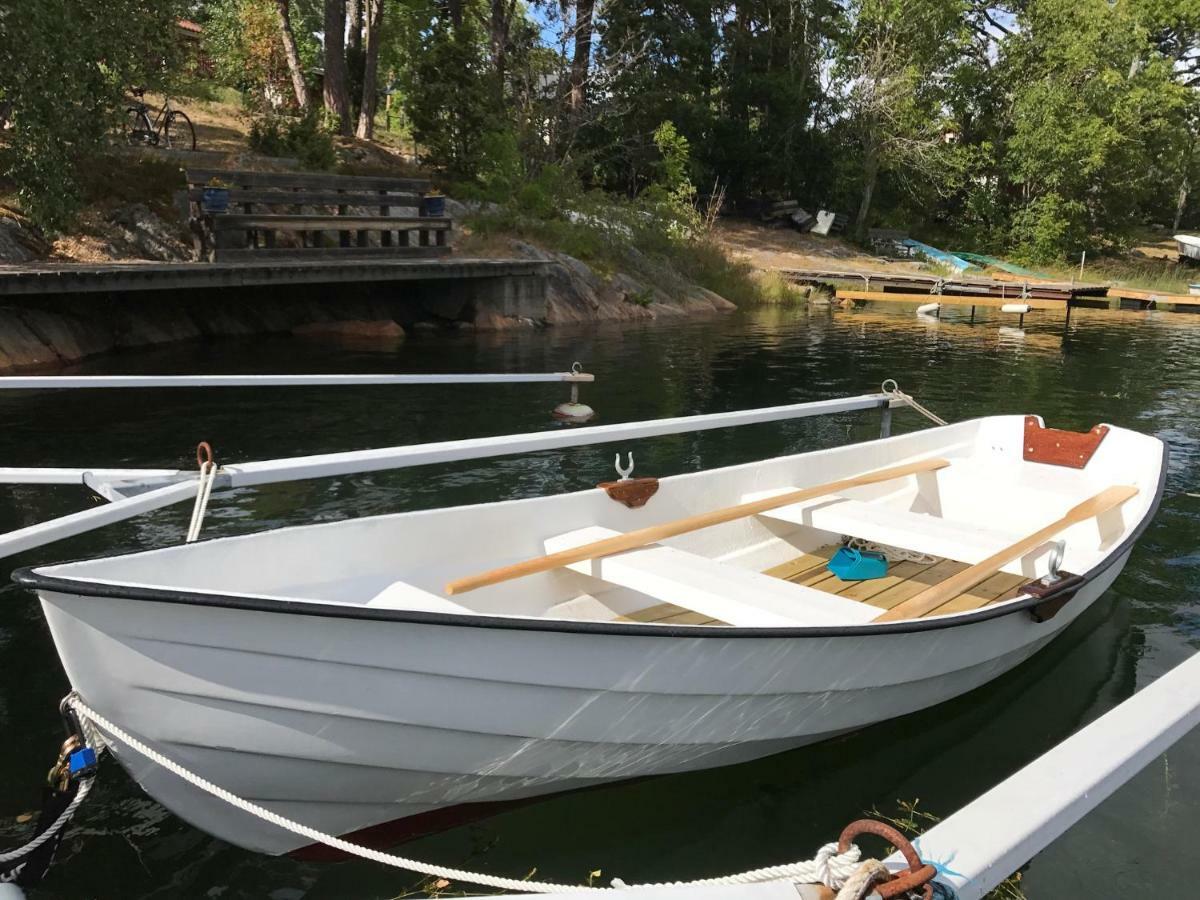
[827,546,888,581]
[201,187,230,214]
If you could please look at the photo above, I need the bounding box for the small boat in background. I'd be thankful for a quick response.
[1174,233,1200,262]
[18,402,1165,856]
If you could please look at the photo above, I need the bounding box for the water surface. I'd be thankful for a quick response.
[0,303,1197,898]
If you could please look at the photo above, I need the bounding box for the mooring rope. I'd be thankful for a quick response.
[845,537,937,566]
[65,693,867,893]
[186,443,217,544]
[0,777,94,866]
[880,380,947,427]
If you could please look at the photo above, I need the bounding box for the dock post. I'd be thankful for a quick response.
[879,403,893,438]
[1018,312,1025,328]
[970,305,975,323]
[1064,300,1073,334]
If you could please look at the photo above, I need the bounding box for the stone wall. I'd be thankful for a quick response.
[0,247,734,370]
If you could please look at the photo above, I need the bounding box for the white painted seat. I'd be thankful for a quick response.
[757,494,1021,565]
[545,526,877,627]
[367,580,472,613]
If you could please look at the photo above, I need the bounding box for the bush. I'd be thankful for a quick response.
[247,112,336,170]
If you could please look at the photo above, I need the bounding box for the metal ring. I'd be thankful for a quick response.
[838,819,937,900]
[881,379,899,395]
[196,441,214,470]
[1046,539,1066,582]
[571,361,583,375]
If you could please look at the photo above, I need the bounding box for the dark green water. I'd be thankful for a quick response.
[1,303,1198,898]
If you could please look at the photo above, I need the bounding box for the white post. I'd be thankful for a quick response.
[0,372,593,388]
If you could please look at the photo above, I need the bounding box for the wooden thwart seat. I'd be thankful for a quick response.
[545,526,878,627]
[756,494,1022,565]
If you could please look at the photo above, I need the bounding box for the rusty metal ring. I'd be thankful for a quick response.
[196,441,214,470]
[838,819,936,900]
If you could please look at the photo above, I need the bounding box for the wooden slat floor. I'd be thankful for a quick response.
[622,544,1024,626]
[763,545,1024,617]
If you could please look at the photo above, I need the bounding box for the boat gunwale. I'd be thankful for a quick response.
[14,440,1166,638]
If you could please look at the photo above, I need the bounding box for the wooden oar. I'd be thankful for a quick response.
[444,457,950,595]
[873,484,1139,623]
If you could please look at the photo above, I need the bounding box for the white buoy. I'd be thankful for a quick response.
[916,302,941,315]
[552,366,596,423]
[1001,303,1032,314]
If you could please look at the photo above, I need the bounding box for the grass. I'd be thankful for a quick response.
[868,799,1027,900]
[1034,256,1196,294]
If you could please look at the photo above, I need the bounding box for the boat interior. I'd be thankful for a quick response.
[36,415,1162,627]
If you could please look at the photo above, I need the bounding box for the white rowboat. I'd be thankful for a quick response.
[1174,233,1200,262]
[20,409,1164,856]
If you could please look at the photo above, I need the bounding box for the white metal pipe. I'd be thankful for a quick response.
[886,650,1200,898]
[1000,303,1031,314]
[226,394,892,488]
[0,467,182,485]
[0,480,198,560]
[0,373,593,388]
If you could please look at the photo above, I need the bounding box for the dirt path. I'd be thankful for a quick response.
[713,220,926,274]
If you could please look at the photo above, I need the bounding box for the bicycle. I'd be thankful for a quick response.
[126,87,196,151]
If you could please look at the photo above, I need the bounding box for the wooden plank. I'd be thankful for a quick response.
[762,549,833,581]
[211,215,451,231]
[836,290,1063,311]
[185,168,430,192]
[875,485,1139,622]
[865,558,968,610]
[922,571,1026,617]
[625,602,725,626]
[1106,287,1200,307]
[210,246,452,261]
[187,189,422,206]
[835,558,941,603]
[446,458,951,596]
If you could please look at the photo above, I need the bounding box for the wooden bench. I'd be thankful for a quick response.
[185,168,451,262]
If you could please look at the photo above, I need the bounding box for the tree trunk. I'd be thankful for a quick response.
[274,0,309,110]
[346,0,366,120]
[855,143,880,242]
[1175,177,1190,232]
[568,0,595,112]
[323,0,352,135]
[356,0,384,139]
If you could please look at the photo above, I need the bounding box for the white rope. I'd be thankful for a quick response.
[66,694,864,893]
[185,462,216,543]
[880,379,947,427]
[845,537,937,566]
[833,860,890,900]
[0,777,94,865]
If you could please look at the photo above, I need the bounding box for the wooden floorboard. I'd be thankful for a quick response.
[764,545,1031,617]
[625,602,725,626]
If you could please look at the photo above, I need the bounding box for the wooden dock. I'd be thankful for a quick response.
[834,290,1063,311]
[781,267,1109,301]
[1106,286,1200,308]
[0,258,549,296]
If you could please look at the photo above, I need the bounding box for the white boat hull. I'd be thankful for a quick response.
[40,557,1124,854]
[24,413,1163,854]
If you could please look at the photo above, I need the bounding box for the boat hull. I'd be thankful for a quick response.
[39,556,1125,855]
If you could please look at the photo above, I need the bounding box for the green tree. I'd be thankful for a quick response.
[0,0,185,230]
[1002,0,1193,260]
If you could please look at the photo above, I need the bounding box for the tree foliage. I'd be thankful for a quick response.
[0,0,185,229]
